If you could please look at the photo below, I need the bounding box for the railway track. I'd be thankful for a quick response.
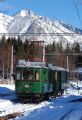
[70,98,82,102]
[60,110,82,120]
[58,97,82,120]
[59,109,74,120]
[0,93,14,97]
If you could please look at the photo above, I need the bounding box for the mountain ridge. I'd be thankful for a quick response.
[0,9,82,44]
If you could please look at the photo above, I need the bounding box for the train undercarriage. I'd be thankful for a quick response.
[16,90,64,103]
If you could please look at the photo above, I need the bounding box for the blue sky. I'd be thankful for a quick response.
[1,0,82,29]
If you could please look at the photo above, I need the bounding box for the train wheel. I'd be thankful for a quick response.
[44,94,49,101]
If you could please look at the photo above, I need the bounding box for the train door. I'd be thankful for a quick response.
[61,71,68,90]
[53,70,57,91]
[56,71,61,91]
[32,68,42,93]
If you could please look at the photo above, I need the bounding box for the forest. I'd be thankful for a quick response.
[0,35,81,79]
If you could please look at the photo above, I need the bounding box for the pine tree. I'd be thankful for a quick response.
[24,40,29,60]
[72,42,80,53]
[17,36,24,59]
[29,41,36,61]
[65,42,71,53]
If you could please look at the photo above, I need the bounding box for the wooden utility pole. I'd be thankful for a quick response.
[43,41,45,62]
[67,55,69,71]
[10,45,13,80]
[2,46,4,79]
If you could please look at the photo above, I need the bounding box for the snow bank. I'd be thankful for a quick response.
[0,81,82,120]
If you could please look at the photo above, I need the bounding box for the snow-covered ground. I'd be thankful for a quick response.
[0,81,82,120]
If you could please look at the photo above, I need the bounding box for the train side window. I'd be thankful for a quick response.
[17,72,21,80]
[16,68,24,80]
[55,71,57,81]
[44,70,48,80]
[16,69,21,80]
[20,70,23,80]
[35,71,39,81]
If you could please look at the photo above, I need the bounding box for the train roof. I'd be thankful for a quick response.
[48,64,68,71]
[17,60,68,71]
[72,67,82,73]
[17,60,47,68]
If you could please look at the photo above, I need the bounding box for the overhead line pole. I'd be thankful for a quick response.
[10,45,13,81]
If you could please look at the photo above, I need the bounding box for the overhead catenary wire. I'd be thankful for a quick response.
[73,0,82,26]
[0,32,82,36]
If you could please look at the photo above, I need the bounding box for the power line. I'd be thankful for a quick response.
[45,53,82,56]
[73,1,82,26]
[0,32,82,36]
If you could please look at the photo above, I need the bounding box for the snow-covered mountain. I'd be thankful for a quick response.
[1,9,82,45]
[0,13,12,33]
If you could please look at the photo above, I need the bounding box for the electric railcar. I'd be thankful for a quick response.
[15,60,68,102]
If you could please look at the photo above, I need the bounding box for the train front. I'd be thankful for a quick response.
[15,60,49,102]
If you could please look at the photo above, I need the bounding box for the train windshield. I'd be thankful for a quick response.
[16,68,34,80]
[16,67,40,81]
[23,69,33,80]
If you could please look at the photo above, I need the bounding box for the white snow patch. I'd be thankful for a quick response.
[20,10,27,17]
[0,81,82,120]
